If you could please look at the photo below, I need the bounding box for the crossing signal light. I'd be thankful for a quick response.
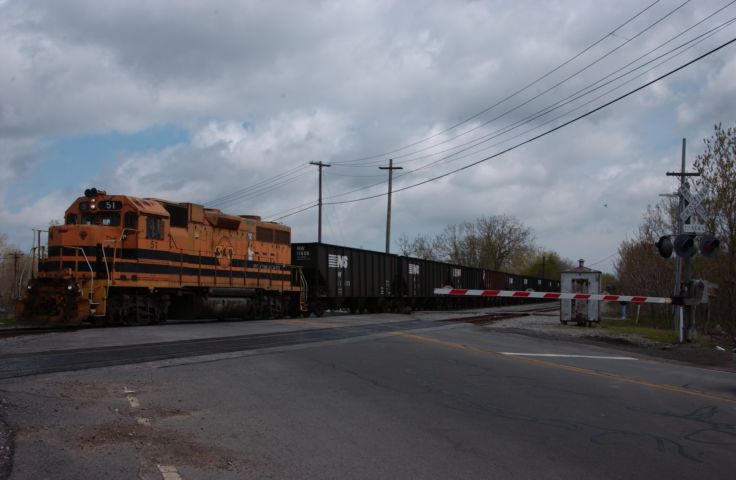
[699,234,720,258]
[655,236,673,258]
[673,234,697,258]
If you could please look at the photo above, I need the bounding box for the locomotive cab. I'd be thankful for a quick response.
[17,188,142,324]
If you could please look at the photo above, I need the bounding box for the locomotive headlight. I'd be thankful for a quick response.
[67,284,74,291]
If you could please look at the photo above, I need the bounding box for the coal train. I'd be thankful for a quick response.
[16,189,559,325]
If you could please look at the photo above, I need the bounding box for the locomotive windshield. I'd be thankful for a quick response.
[80,212,121,226]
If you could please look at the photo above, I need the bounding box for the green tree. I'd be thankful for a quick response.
[520,251,574,280]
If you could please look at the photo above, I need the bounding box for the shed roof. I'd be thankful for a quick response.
[562,259,601,274]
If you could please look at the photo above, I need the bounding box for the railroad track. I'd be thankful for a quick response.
[0,306,560,379]
[0,303,560,338]
[0,318,448,379]
[451,306,559,326]
[0,325,84,338]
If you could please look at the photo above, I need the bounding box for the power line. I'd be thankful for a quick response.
[334,0,692,170]
[291,13,735,211]
[217,1,730,216]
[211,1,669,209]
[389,15,736,181]
[313,37,736,209]
[331,0,665,166]
[305,2,728,208]
[204,164,311,208]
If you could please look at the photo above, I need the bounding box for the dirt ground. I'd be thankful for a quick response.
[485,313,736,371]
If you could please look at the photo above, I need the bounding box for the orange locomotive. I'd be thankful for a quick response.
[16,188,306,325]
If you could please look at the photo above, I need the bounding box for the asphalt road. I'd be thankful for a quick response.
[1,313,735,479]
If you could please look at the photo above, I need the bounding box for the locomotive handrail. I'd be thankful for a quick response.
[66,246,94,302]
[299,267,308,311]
[167,232,184,286]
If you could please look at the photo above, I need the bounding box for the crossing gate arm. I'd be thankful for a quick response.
[433,288,672,305]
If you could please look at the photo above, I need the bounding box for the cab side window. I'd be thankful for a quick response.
[124,212,138,230]
[65,214,78,225]
[145,216,164,240]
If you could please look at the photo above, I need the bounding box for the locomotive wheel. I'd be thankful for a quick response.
[108,292,165,326]
[122,304,156,326]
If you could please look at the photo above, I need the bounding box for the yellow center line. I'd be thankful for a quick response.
[396,332,736,405]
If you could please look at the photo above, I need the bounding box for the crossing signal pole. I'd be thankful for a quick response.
[379,159,403,254]
[665,138,701,342]
[310,161,331,243]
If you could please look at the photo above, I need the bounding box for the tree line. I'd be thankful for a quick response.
[398,214,575,280]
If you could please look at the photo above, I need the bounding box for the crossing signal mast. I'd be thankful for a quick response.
[657,138,719,342]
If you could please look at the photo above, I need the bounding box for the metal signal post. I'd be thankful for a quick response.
[665,138,700,342]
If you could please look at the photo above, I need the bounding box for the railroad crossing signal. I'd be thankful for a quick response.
[673,234,697,259]
[655,183,718,259]
[678,185,708,233]
[655,236,673,258]
[699,234,720,258]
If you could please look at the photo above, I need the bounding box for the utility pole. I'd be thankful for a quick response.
[12,252,19,299]
[541,253,546,279]
[310,161,331,243]
[379,159,403,254]
[666,138,700,342]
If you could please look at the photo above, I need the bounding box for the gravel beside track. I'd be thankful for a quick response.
[484,312,735,369]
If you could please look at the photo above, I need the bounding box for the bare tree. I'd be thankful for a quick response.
[397,233,442,260]
[694,122,736,338]
[400,215,535,271]
[0,234,27,315]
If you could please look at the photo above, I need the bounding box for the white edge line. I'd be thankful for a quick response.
[500,353,638,360]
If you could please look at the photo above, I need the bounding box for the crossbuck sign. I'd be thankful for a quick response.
[679,185,708,233]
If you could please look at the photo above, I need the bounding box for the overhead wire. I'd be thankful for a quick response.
[228,1,733,219]
[205,164,312,210]
[330,0,666,166]
[389,14,736,180]
[334,0,692,170]
[284,37,736,212]
[211,0,668,209]
[315,6,736,204]
[298,0,715,208]
[204,163,312,208]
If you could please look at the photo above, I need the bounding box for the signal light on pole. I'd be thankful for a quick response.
[655,236,673,258]
[673,234,697,258]
[699,234,720,258]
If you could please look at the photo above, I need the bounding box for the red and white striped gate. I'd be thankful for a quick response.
[433,288,671,304]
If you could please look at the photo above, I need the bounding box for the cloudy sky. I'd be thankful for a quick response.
[2,0,735,274]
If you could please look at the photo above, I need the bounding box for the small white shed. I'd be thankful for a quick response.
[560,259,601,326]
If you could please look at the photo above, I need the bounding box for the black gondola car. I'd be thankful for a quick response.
[398,257,485,310]
[293,242,560,315]
[293,243,398,315]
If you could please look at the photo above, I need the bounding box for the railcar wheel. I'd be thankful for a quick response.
[312,302,326,317]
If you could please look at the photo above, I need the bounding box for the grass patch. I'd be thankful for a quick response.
[601,319,678,344]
